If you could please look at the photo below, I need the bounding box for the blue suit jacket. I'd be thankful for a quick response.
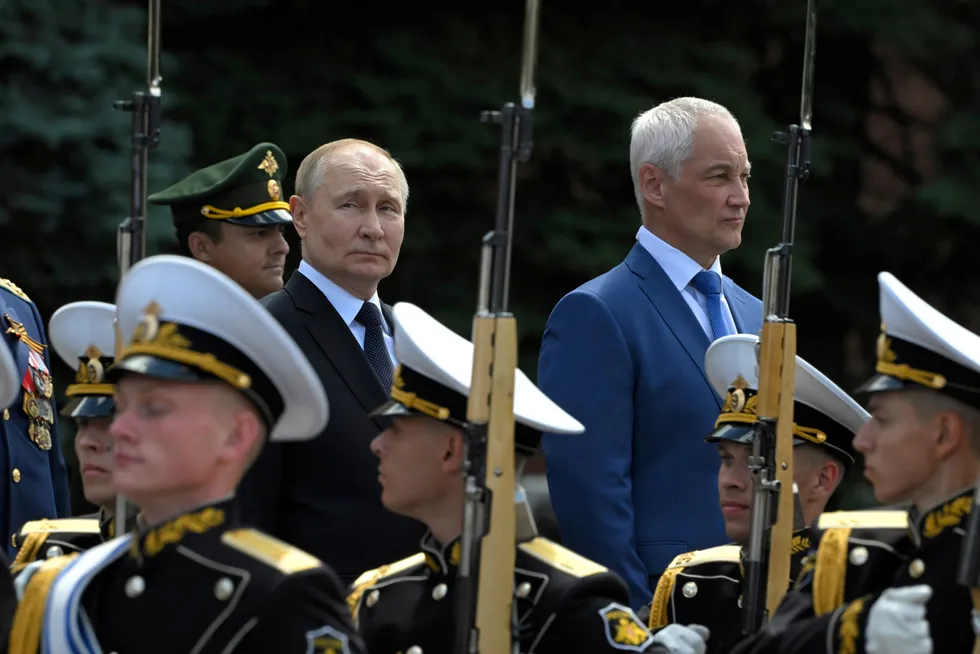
[538,243,762,609]
[0,281,70,557]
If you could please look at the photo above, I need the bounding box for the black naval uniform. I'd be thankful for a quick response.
[15,498,366,654]
[10,511,109,573]
[730,492,975,653]
[645,529,815,654]
[350,531,669,654]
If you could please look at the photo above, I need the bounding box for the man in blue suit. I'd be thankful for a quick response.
[0,277,71,557]
[538,97,763,609]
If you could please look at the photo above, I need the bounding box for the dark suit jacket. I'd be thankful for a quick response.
[238,271,425,583]
[538,243,763,609]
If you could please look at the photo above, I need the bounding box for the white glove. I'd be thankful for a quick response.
[865,585,932,654]
[972,608,980,636]
[650,624,710,654]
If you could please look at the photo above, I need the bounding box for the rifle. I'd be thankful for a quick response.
[454,1,541,653]
[111,0,163,538]
[957,477,980,653]
[741,0,818,635]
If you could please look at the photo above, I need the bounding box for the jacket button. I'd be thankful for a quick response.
[12,469,20,483]
[2,409,8,420]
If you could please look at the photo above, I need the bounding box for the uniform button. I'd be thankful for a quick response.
[407,647,423,654]
[737,594,743,608]
[3,408,8,420]
[909,559,925,579]
[432,583,448,601]
[45,546,63,559]
[214,577,235,601]
[12,469,20,483]
[849,546,868,566]
[366,589,380,607]
[682,581,698,598]
[124,575,146,598]
[515,581,532,599]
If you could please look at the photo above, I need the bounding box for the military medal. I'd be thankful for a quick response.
[21,349,54,451]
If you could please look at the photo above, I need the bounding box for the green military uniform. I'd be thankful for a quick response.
[348,302,694,654]
[148,142,293,235]
[11,301,120,573]
[11,255,363,654]
[645,333,867,653]
[731,272,979,653]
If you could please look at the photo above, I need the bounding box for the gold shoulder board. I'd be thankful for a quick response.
[347,552,426,616]
[221,528,321,575]
[19,518,101,535]
[817,510,908,530]
[518,537,608,578]
[0,278,30,303]
[666,545,741,570]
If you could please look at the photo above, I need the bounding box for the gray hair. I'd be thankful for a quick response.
[629,97,741,215]
[294,138,410,211]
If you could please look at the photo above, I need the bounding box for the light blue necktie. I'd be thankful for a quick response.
[690,270,732,340]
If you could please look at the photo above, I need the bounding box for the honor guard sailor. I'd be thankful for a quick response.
[12,302,120,571]
[149,142,292,299]
[732,272,980,654]
[10,256,365,654]
[347,303,711,654]
[644,334,867,653]
[0,277,70,559]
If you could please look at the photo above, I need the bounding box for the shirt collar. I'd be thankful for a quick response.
[635,225,724,291]
[420,530,462,576]
[298,260,388,334]
[908,485,974,545]
[129,496,236,564]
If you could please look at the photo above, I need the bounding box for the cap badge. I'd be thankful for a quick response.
[267,179,282,201]
[257,150,279,177]
[81,345,105,384]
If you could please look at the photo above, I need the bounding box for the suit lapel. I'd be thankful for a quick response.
[626,244,717,403]
[285,273,388,422]
[723,277,752,333]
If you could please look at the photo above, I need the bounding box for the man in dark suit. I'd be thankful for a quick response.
[239,138,425,584]
[537,97,763,609]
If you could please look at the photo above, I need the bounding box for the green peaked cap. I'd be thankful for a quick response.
[148,142,292,227]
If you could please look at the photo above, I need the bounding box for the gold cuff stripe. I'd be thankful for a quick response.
[120,343,251,389]
[65,383,114,397]
[390,386,451,421]
[714,414,827,445]
[813,526,851,616]
[649,566,681,629]
[200,200,290,220]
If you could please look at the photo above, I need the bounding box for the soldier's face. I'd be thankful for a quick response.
[717,442,753,544]
[75,417,115,509]
[855,392,943,505]
[110,376,262,522]
[370,416,463,520]
[201,224,289,299]
[292,146,405,299]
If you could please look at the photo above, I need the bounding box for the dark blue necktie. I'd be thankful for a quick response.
[356,302,394,392]
[690,270,731,341]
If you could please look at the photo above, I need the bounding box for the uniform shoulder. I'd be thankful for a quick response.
[517,537,608,578]
[221,528,322,576]
[346,552,427,615]
[817,510,909,530]
[666,544,741,570]
[0,278,31,304]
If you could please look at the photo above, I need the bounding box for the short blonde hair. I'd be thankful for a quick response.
[294,138,410,210]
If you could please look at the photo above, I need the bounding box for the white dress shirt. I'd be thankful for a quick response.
[635,226,737,339]
[297,260,398,365]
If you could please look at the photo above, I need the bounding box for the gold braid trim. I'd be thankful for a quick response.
[837,596,865,654]
[9,553,79,654]
[10,532,48,575]
[813,527,851,616]
[649,567,682,628]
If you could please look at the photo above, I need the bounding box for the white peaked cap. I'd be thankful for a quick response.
[389,302,584,434]
[111,255,328,442]
[49,301,117,370]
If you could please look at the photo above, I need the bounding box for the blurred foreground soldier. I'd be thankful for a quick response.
[348,303,710,654]
[0,278,70,559]
[10,256,365,654]
[732,272,980,654]
[644,333,867,653]
[11,302,119,571]
[0,320,30,653]
[148,142,292,299]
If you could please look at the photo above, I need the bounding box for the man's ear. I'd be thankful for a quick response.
[935,411,967,458]
[221,408,262,466]
[639,163,668,210]
[441,428,466,475]
[187,231,214,263]
[290,195,308,240]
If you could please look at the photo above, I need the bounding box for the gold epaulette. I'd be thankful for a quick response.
[346,552,426,617]
[519,537,608,578]
[19,518,101,536]
[9,553,78,654]
[0,278,30,303]
[817,510,908,530]
[665,545,741,570]
[221,528,321,575]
